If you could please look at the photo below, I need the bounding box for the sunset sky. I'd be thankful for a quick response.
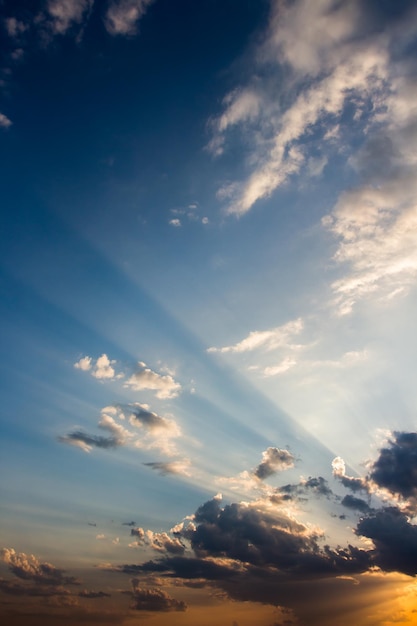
[1,1,417,625]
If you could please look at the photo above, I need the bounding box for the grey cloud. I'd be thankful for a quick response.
[128,406,172,431]
[341,495,371,513]
[370,432,417,504]
[128,579,186,612]
[143,461,188,476]
[254,447,294,480]
[122,521,136,527]
[58,431,120,450]
[356,506,417,576]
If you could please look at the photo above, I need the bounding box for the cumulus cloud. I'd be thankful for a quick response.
[127,579,186,612]
[105,0,154,36]
[208,318,303,354]
[1,549,79,586]
[369,432,417,508]
[124,363,181,399]
[169,218,181,227]
[254,447,295,479]
[46,0,94,35]
[74,354,116,379]
[332,456,369,493]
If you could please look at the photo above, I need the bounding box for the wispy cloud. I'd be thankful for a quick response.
[207,318,303,353]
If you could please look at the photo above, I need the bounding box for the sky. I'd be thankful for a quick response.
[1,0,417,624]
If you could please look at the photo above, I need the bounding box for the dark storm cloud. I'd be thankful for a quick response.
[254,447,294,479]
[127,579,186,612]
[356,506,417,576]
[370,432,417,503]
[341,495,371,513]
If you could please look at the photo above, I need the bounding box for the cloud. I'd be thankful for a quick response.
[78,589,111,598]
[105,0,154,36]
[1,549,79,586]
[144,459,191,477]
[169,218,181,227]
[341,495,371,514]
[46,0,94,35]
[209,0,395,217]
[59,403,182,456]
[356,506,417,576]
[254,447,295,479]
[208,318,303,353]
[0,578,72,597]
[124,363,181,399]
[59,412,131,452]
[4,17,27,38]
[128,579,186,612]
[369,432,417,507]
[74,354,116,379]
[332,456,369,493]
[0,113,12,128]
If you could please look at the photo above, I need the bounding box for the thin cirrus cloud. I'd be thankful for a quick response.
[208,0,417,314]
[207,317,304,354]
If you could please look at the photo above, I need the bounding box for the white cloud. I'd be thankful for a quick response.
[208,318,303,354]
[74,356,92,371]
[74,354,116,379]
[0,113,12,128]
[105,0,154,36]
[169,218,181,227]
[209,0,396,216]
[124,363,181,399]
[46,0,93,35]
[263,356,297,377]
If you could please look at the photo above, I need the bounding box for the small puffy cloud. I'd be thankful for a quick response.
[105,0,154,36]
[128,579,187,612]
[0,113,12,128]
[254,447,295,480]
[144,459,191,477]
[169,218,181,227]
[124,364,181,399]
[46,0,93,35]
[208,318,303,354]
[341,495,371,514]
[1,548,79,586]
[263,357,297,377]
[74,354,116,379]
[4,17,27,38]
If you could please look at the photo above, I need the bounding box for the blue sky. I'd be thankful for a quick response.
[1,1,417,625]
